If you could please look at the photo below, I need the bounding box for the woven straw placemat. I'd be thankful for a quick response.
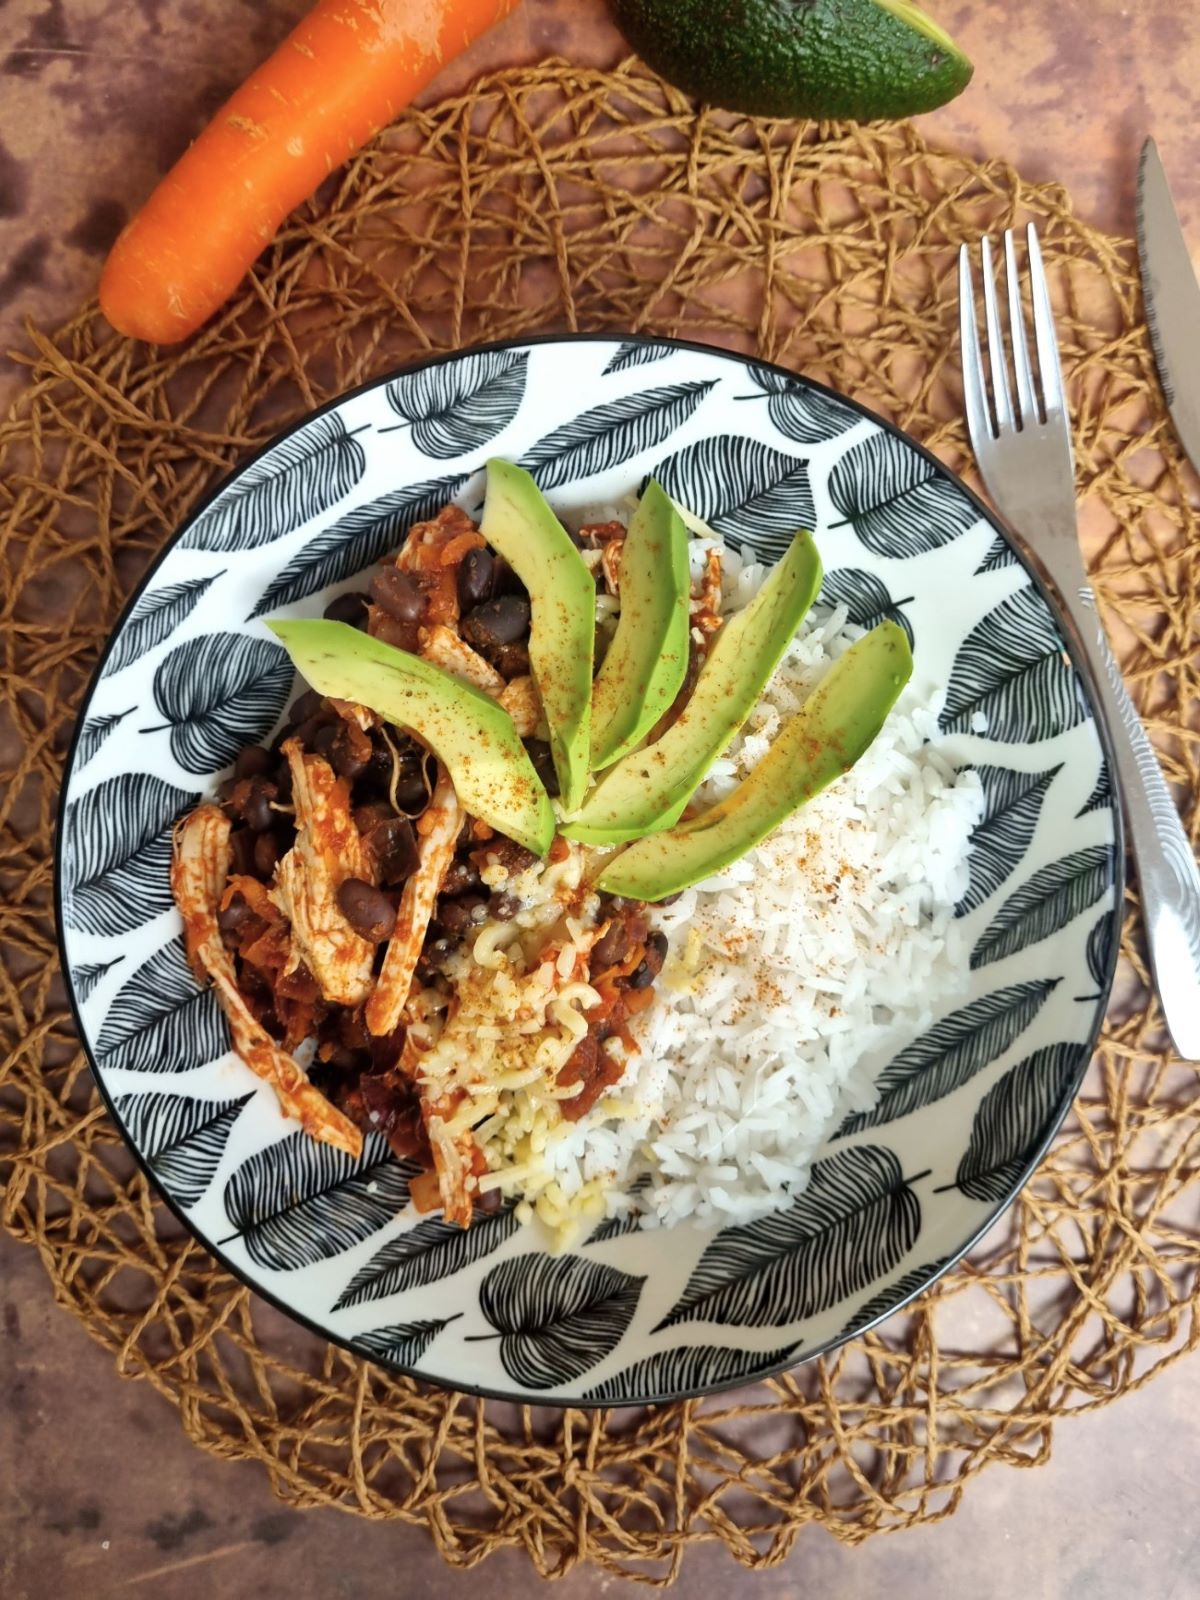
[2,58,1199,1585]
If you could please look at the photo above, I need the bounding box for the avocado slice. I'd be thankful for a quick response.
[562,530,822,845]
[590,480,690,770]
[596,620,913,902]
[480,459,595,811]
[268,619,555,857]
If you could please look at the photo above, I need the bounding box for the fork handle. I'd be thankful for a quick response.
[1072,583,1200,1059]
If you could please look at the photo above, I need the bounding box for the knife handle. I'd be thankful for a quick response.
[1073,582,1200,1059]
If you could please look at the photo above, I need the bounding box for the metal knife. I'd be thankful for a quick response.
[1136,137,1200,474]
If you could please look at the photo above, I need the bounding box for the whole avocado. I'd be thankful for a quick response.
[609,0,973,121]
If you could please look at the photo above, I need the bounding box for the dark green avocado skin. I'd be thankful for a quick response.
[610,0,974,120]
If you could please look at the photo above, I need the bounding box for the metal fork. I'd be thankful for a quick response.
[959,224,1200,1059]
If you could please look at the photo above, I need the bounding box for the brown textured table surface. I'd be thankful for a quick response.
[3,2,1200,1595]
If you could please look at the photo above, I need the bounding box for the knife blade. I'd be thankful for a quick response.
[1136,137,1200,474]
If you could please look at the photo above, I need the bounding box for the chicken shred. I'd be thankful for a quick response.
[600,538,624,597]
[497,675,541,738]
[270,740,375,1007]
[329,696,377,732]
[420,623,505,697]
[171,806,362,1158]
[692,548,723,632]
[365,765,462,1039]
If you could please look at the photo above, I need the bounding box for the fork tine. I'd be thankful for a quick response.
[1026,223,1065,415]
[958,245,993,445]
[980,236,1014,431]
[1003,229,1038,426]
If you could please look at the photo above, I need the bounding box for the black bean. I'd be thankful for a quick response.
[323,591,370,627]
[436,899,471,937]
[369,566,425,623]
[369,817,418,886]
[489,891,520,921]
[243,782,276,834]
[292,716,323,752]
[457,547,495,609]
[354,800,394,834]
[253,832,280,878]
[217,895,255,937]
[491,640,531,680]
[393,773,426,812]
[229,828,256,876]
[462,594,530,648]
[289,688,325,725]
[489,838,538,876]
[330,723,370,782]
[337,878,397,942]
[235,745,274,781]
[476,1185,503,1215]
[441,858,482,896]
[627,930,668,990]
[217,775,239,801]
[592,922,629,970]
[420,937,456,973]
[338,1006,372,1053]
[523,737,559,797]
[369,610,421,653]
[312,722,339,760]
[492,560,530,600]
[438,895,488,937]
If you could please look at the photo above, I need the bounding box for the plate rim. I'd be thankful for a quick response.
[53,330,1126,1407]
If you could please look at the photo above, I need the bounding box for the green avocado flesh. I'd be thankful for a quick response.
[596,619,914,901]
[589,480,690,770]
[480,459,595,811]
[268,620,555,857]
[562,529,822,845]
[610,0,973,121]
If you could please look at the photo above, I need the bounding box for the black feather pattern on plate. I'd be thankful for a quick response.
[386,351,528,459]
[949,1043,1088,1202]
[248,472,470,618]
[333,1204,519,1310]
[954,763,1062,917]
[181,413,366,553]
[834,979,1061,1137]
[148,633,292,772]
[96,935,228,1076]
[519,381,716,493]
[476,1255,644,1389]
[970,846,1113,970]
[650,434,815,562]
[114,1090,253,1207]
[655,1145,921,1332]
[62,774,198,937]
[222,1133,420,1273]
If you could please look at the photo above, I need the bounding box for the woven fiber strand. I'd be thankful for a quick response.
[3,58,1200,1585]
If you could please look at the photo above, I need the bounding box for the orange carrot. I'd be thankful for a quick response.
[100,0,519,344]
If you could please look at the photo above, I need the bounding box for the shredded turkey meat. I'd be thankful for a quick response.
[171,806,362,1158]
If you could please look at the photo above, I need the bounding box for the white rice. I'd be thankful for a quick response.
[538,534,983,1231]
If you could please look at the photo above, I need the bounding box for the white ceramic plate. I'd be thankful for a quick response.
[56,336,1121,1405]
